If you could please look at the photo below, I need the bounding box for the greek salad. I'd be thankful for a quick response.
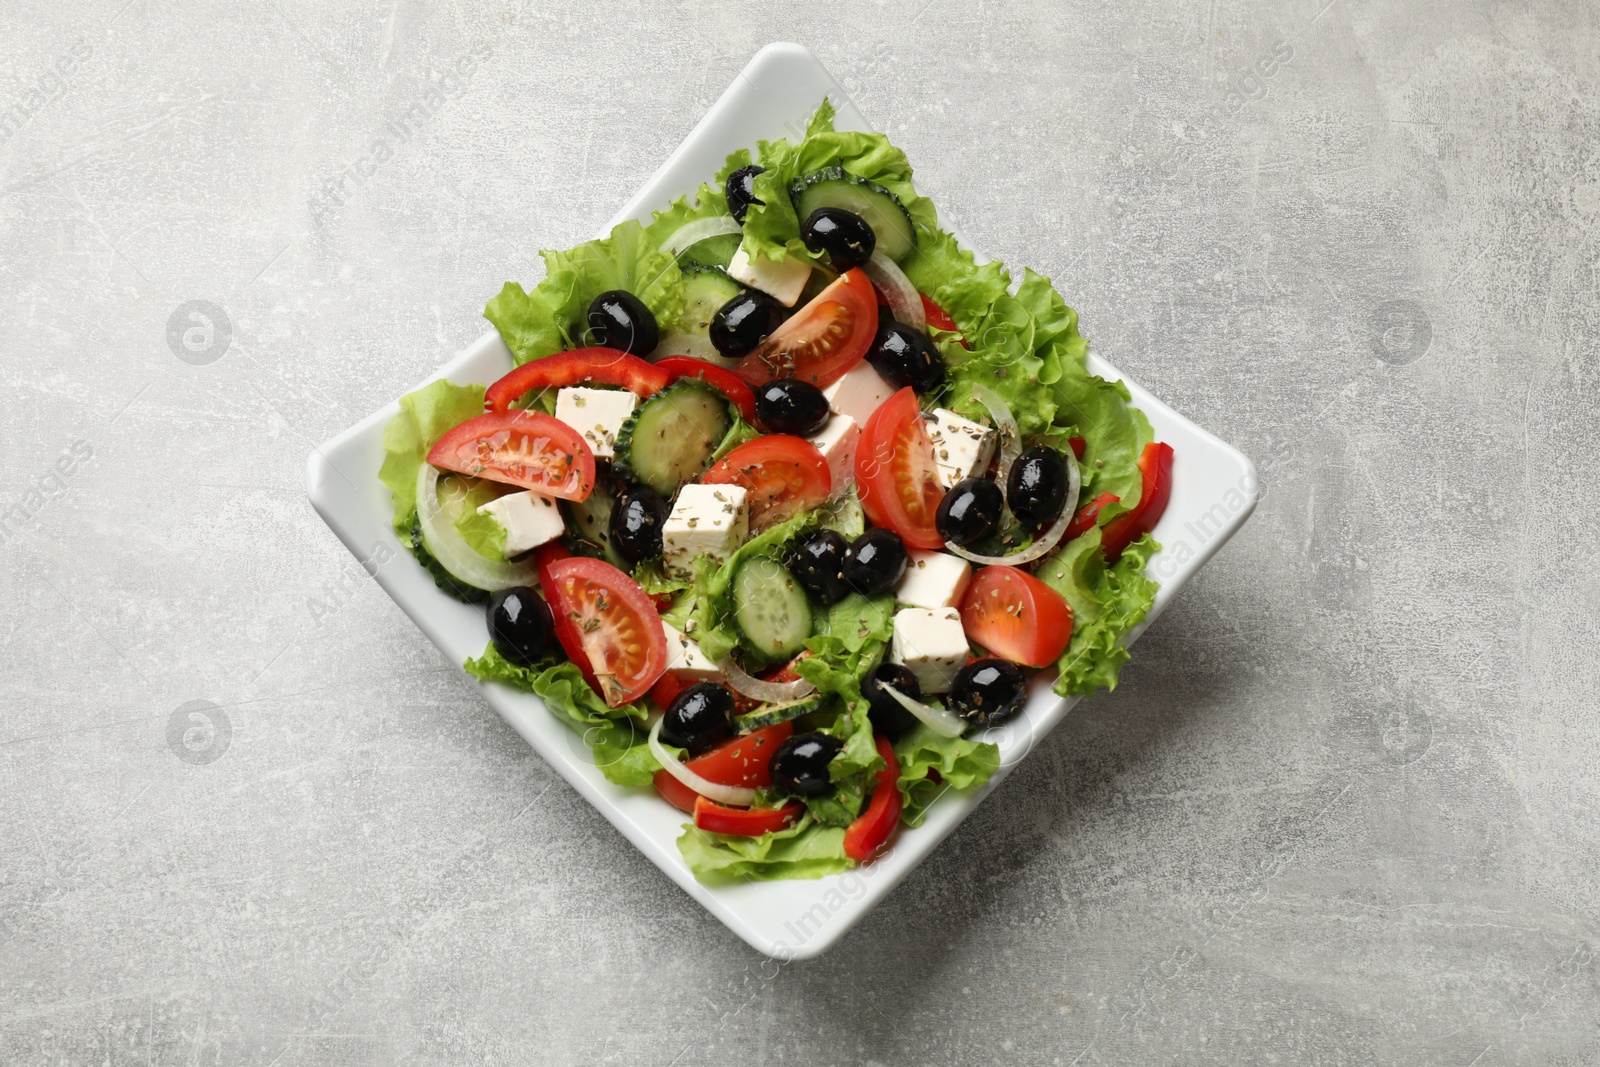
[378,100,1171,882]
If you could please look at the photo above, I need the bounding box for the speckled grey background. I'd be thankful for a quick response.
[3,0,1598,1063]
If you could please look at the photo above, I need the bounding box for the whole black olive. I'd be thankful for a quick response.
[865,322,945,394]
[587,290,659,356]
[787,529,850,605]
[755,378,831,436]
[863,662,922,741]
[709,290,783,358]
[486,587,554,667]
[769,731,844,796]
[800,207,877,272]
[660,682,736,756]
[936,478,1004,547]
[1006,446,1071,529]
[725,164,765,223]
[949,658,1028,726]
[609,484,669,563]
[842,528,907,596]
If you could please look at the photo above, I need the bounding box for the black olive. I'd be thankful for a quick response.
[1006,446,1070,529]
[609,484,669,563]
[709,290,783,358]
[800,207,877,272]
[485,587,554,667]
[660,682,735,756]
[755,378,831,436]
[787,529,850,605]
[587,290,659,356]
[842,528,907,596]
[936,478,1003,547]
[725,164,765,223]
[863,663,922,740]
[769,731,844,796]
[865,322,945,394]
[949,658,1028,726]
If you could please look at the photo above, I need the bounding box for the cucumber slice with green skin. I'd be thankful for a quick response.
[561,478,627,568]
[681,266,746,338]
[412,466,541,596]
[737,693,830,731]
[677,233,742,270]
[613,381,732,497]
[408,517,489,604]
[732,556,813,661]
[791,168,917,263]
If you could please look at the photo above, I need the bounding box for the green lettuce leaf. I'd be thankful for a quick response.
[378,379,487,535]
[1036,529,1161,697]
[894,725,1002,827]
[677,814,852,883]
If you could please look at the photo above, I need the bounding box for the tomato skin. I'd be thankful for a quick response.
[649,670,689,711]
[1100,442,1175,560]
[530,544,603,695]
[654,771,699,813]
[843,734,901,862]
[1064,491,1120,542]
[693,797,804,836]
[855,387,945,550]
[701,435,832,532]
[732,269,878,388]
[543,557,667,707]
[919,294,968,349]
[958,565,1074,667]
[653,356,758,424]
[651,721,795,810]
[1068,436,1086,460]
[485,348,670,412]
[426,410,596,501]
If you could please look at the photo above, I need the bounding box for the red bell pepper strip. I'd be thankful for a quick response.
[1064,491,1120,542]
[485,348,671,412]
[531,543,602,696]
[649,670,689,712]
[1067,436,1086,460]
[693,796,804,837]
[652,356,759,424]
[843,734,902,862]
[920,294,967,348]
[1100,442,1175,560]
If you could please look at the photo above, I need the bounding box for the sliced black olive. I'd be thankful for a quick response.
[587,290,659,356]
[842,528,907,597]
[800,207,876,272]
[863,663,922,740]
[709,290,782,358]
[936,478,1003,547]
[949,658,1027,726]
[769,731,844,796]
[787,529,850,605]
[1006,446,1070,529]
[486,587,554,667]
[725,164,765,224]
[755,378,831,436]
[609,484,669,563]
[660,682,736,756]
[865,322,945,394]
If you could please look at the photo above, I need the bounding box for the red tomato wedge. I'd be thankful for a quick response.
[426,410,595,501]
[701,435,831,532]
[652,721,796,811]
[732,269,877,388]
[648,669,690,712]
[653,356,758,424]
[530,544,602,695]
[1067,436,1086,460]
[1100,442,1175,560]
[958,565,1074,667]
[693,797,804,837]
[1064,491,1120,542]
[484,348,670,413]
[542,557,667,707]
[919,294,968,348]
[855,386,945,550]
[843,734,901,862]
[653,771,700,813]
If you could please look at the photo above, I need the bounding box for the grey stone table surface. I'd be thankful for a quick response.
[3,0,1597,1063]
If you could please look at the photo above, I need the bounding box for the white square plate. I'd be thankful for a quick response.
[306,43,1257,959]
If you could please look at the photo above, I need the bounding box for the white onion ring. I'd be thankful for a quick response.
[648,331,732,366]
[863,250,925,332]
[882,683,968,739]
[968,383,1022,482]
[661,215,742,257]
[416,464,542,590]
[944,452,1082,566]
[717,656,816,703]
[648,716,757,807]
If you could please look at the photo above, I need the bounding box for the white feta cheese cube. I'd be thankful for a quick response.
[554,386,638,459]
[890,607,970,695]
[661,622,723,681]
[662,483,749,578]
[895,549,973,610]
[475,490,564,556]
[926,408,996,488]
[822,361,896,426]
[806,414,859,497]
[727,240,812,307]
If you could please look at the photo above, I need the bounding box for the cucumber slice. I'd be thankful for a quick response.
[791,168,917,262]
[681,266,745,338]
[678,233,742,270]
[561,479,626,568]
[614,381,732,497]
[414,464,541,593]
[407,517,489,604]
[737,693,829,731]
[733,556,812,661]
